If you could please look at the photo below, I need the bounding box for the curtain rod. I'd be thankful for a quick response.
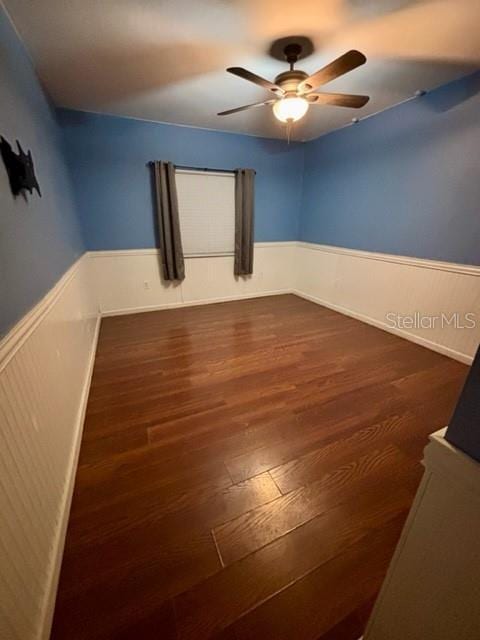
[146,161,255,174]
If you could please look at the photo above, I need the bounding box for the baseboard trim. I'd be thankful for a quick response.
[292,290,473,365]
[39,313,101,640]
[101,289,292,317]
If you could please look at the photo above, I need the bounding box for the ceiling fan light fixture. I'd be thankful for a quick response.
[221,43,369,129]
[272,96,309,123]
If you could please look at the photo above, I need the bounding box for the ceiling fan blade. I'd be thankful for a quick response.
[299,50,367,93]
[307,92,370,108]
[227,67,284,95]
[217,99,276,116]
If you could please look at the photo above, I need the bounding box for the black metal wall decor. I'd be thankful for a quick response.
[0,136,41,198]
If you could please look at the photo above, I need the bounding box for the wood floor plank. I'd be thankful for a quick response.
[391,359,466,398]
[57,515,221,605]
[51,578,180,640]
[226,516,403,640]
[72,451,233,517]
[146,390,291,447]
[224,383,406,483]
[317,597,377,640]
[51,294,468,639]
[174,482,414,639]
[214,445,420,566]
[69,471,280,556]
[269,412,422,494]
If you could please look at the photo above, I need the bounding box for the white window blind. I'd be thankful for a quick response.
[175,169,235,256]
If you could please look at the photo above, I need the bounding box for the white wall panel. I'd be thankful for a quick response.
[0,255,99,640]
[294,242,480,363]
[90,243,297,316]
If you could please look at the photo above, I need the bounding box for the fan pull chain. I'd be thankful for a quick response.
[286,119,292,144]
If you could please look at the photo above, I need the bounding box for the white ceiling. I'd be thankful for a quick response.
[4,0,480,141]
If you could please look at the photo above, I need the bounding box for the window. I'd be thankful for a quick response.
[175,169,235,256]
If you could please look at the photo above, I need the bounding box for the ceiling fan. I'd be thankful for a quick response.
[218,38,369,127]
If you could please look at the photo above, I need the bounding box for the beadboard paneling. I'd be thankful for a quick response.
[294,242,480,363]
[88,242,297,316]
[0,255,99,640]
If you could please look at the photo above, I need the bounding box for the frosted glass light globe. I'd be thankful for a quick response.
[273,97,309,123]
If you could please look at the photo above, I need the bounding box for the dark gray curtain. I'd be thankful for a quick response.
[234,168,255,276]
[153,161,185,281]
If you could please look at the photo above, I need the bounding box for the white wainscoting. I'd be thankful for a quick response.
[294,242,480,364]
[88,242,297,316]
[0,255,99,640]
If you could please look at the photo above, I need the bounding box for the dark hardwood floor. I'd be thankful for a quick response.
[50,294,468,639]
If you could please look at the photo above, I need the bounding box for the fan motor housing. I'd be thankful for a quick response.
[274,70,308,94]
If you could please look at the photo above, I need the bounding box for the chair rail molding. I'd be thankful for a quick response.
[296,242,480,276]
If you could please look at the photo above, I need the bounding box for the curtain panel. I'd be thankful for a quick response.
[152,161,185,281]
[234,168,255,276]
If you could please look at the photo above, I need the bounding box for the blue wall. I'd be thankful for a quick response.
[0,7,84,336]
[301,71,480,265]
[58,110,304,249]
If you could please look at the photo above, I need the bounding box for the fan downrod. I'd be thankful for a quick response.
[269,35,314,65]
[284,43,302,69]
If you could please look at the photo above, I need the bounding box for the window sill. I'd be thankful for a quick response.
[184,252,235,259]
